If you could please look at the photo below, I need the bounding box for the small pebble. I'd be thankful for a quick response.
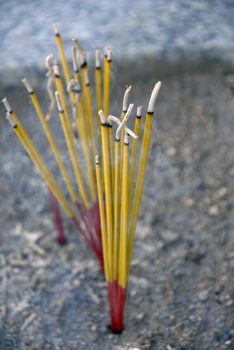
[209,205,219,216]
[184,197,195,208]
[198,290,209,302]
[166,146,176,157]
[160,230,179,243]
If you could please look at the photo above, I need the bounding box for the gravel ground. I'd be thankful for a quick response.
[0,58,234,349]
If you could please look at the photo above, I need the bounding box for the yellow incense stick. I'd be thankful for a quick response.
[95,50,102,115]
[128,106,142,215]
[53,25,71,85]
[95,155,110,281]
[83,68,98,159]
[127,82,162,272]
[118,133,129,288]
[98,110,113,280]
[103,48,111,116]
[22,79,78,205]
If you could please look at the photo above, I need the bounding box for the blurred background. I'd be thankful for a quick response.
[0,0,234,68]
[0,1,233,349]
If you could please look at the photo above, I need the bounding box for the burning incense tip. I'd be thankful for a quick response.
[95,155,100,164]
[71,46,79,73]
[115,103,133,140]
[105,47,112,61]
[98,110,107,124]
[84,69,90,85]
[22,79,34,94]
[5,112,17,128]
[45,54,57,69]
[53,64,60,77]
[122,85,132,112]
[137,105,143,117]
[54,91,63,112]
[72,37,86,67]
[2,98,13,113]
[124,132,130,145]
[53,24,59,36]
[147,81,162,113]
[95,50,101,68]
[67,79,81,94]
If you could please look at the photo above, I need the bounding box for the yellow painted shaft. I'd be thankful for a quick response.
[95,67,102,115]
[113,140,121,281]
[118,142,129,288]
[127,113,154,273]
[29,92,78,204]
[128,116,142,215]
[108,126,115,198]
[100,123,113,280]
[95,160,110,281]
[83,81,98,157]
[103,58,111,116]
[54,33,71,85]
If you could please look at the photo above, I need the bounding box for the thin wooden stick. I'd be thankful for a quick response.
[128,106,142,216]
[83,68,98,166]
[127,82,161,272]
[118,132,129,289]
[53,24,71,85]
[103,48,112,116]
[95,155,110,280]
[98,110,113,280]
[48,188,66,245]
[95,50,102,117]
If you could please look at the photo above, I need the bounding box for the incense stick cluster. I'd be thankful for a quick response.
[1,25,161,333]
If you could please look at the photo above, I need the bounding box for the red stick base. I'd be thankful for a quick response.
[108,282,126,334]
[48,188,67,246]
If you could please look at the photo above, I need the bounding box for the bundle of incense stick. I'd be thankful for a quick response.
[1,25,161,333]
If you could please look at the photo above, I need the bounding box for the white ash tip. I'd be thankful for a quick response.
[6,112,16,128]
[98,110,106,124]
[71,47,79,72]
[53,24,59,35]
[53,64,60,77]
[124,132,129,144]
[84,69,90,85]
[107,115,119,124]
[95,155,100,164]
[22,79,34,94]
[67,79,80,94]
[54,91,63,112]
[122,85,132,112]
[106,48,112,61]
[2,98,12,113]
[125,103,134,121]
[147,81,162,113]
[95,50,101,68]
[45,53,56,69]
[137,105,143,117]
